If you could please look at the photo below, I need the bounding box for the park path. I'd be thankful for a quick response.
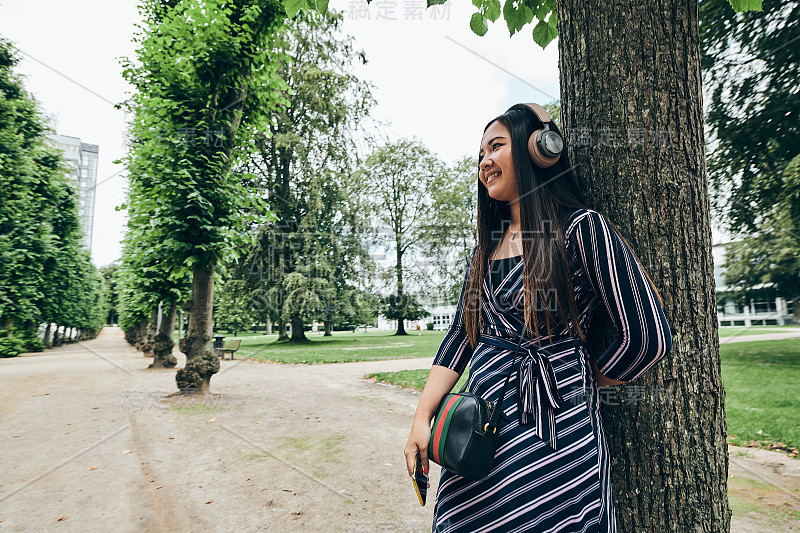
[0,327,798,532]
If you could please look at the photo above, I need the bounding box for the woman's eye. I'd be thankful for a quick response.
[492,143,502,150]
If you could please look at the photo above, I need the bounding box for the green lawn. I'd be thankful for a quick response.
[720,338,800,449]
[718,325,800,337]
[232,330,448,364]
[366,337,800,451]
[367,368,469,394]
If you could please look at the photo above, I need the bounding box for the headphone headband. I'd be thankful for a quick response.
[523,103,553,125]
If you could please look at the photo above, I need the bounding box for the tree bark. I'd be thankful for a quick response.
[139,308,158,357]
[177,264,219,394]
[150,300,178,369]
[557,0,730,530]
[289,313,308,342]
[43,323,52,349]
[277,316,288,341]
[395,249,407,336]
[323,320,332,336]
[792,295,799,325]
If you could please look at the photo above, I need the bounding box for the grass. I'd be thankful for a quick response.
[365,337,800,451]
[719,325,800,337]
[720,338,800,450]
[232,330,447,364]
[367,368,469,393]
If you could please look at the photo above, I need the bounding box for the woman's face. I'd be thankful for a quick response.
[478,121,518,203]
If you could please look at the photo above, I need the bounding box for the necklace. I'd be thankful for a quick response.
[509,227,520,240]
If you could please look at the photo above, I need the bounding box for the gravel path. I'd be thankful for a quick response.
[0,327,797,532]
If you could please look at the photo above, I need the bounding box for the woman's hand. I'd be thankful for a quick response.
[403,365,460,482]
[404,418,431,483]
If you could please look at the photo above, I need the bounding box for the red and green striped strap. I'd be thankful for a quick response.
[431,395,464,464]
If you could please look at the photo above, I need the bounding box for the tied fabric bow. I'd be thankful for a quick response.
[517,347,563,451]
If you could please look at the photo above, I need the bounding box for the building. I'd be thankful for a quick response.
[712,240,794,326]
[376,303,457,332]
[46,133,99,252]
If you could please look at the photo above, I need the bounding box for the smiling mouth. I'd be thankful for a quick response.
[486,171,501,184]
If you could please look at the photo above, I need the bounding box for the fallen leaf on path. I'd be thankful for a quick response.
[122,450,132,454]
[57,516,69,521]
[205,500,213,504]
[155,486,164,490]
[85,466,98,470]
[92,407,99,409]
[207,418,215,423]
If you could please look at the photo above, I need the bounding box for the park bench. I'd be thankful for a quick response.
[218,339,241,360]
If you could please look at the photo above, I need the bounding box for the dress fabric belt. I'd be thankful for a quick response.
[479,327,583,452]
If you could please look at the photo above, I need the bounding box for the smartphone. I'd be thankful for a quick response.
[412,454,428,506]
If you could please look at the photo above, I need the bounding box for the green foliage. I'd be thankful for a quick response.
[416,0,764,46]
[700,0,797,234]
[214,278,257,334]
[117,0,288,332]
[0,331,25,358]
[0,36,106,354]
[233,10,378,335]
[381,294,431,322]
[358,138,443,329]
[418,155,479,304]
[721,203,800,303]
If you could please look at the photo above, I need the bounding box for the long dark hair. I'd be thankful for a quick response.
[462,103,663,348]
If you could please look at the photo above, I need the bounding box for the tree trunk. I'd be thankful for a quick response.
[395,247,407,336]
[277,316,288,341]
[52,326,60,347]
[177,263,219,394]
[289,313,308,342]
[323,320,332,336]
[265,317,272,335]
[177,308,183,340]
[557,0,729,530]
[43,323,52,349]
[140,308,158,357]
[792,295,799,325]
[150,300,178,369]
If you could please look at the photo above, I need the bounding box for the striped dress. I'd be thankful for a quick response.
[431,208,673,533]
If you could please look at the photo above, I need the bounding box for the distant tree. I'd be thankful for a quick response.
[380,293,430,333]
[700,0,799,234]
[721,203,800,323]
[419,155,479,305]
[99,262,121,325]
[359,139,444,335]
[239,9,376,343]
[214,278,257,336]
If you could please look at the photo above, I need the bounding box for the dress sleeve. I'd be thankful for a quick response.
[432,245,477,376]
[567,210,673,382]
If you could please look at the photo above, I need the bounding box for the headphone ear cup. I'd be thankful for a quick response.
[528,129,561,168]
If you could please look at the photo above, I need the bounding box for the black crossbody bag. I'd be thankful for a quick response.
[427,329,525,481]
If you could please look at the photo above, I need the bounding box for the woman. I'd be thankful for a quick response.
[403,103,673,532]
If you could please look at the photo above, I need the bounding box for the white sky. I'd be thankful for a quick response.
[0,0,728,268]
